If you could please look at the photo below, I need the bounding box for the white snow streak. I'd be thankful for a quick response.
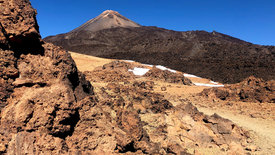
[210,81,219,85]
[156,65,177,73]
[128,67,150,76]
[156,65,167,70]
[124,60,135,62]
[194,83,224,87]
[183,73,201,78]
[143,64,154,67]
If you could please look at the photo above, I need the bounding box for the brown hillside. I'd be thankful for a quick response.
[45,26,275,84]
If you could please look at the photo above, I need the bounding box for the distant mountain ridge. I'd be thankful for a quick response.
[44,10,275,84]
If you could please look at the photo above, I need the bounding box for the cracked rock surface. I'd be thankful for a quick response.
[201,76,275,103]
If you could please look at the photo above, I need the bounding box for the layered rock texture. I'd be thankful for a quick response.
[0,0,257,154]
[44,11,275,84]
[201,76,275,103]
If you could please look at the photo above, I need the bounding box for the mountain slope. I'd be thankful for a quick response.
[44,12,275,84]
[71,10,140,33]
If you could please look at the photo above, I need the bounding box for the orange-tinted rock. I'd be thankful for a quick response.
[84,61,135,83]
[7,132,68,154]
[0,0,93,154]
[201,76,275,103]
[0,49,18,111]
[0,0,41,51]
[145,67,193,85]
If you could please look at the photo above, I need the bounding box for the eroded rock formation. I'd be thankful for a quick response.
[84,82,251,154]
[0,0,41,52]
[144,67,193,85]
[201,76,275,103]
[0,0,92,153]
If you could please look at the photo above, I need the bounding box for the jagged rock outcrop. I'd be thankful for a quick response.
[201,76,275,103]
[0,50,17,109]
[0,43,93,154]
[84,61,136,83]
[145,67,193,85]
[0,0,41,52]
[0,0,92,154]
[0,0,42,110]
[83,81,251,154]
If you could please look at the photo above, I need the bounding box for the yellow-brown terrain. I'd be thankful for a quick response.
[71,51,275,154]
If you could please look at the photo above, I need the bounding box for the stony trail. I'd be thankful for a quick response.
[197,107,275,154]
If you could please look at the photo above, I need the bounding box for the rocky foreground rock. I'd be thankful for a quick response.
[0,0,255,154]
[201,76,275,103]
[0,0,92,153]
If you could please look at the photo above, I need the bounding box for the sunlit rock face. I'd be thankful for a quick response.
[0,0,41,51]
[0,0,93,154]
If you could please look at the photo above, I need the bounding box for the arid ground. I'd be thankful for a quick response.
[71,51,275,154]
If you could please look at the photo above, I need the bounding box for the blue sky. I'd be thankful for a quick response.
[30,0,275,45]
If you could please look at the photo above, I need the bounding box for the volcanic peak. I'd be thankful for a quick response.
[70,10,140,33]
[101,10,120,16]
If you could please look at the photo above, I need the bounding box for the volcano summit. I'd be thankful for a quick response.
[71,10,140,33]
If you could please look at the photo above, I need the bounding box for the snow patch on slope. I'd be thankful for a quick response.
[143,64,154,67]
[210,81,219,85]
[183,73,201,78]
[129,67,150,76]
[124,60,135,63]
[156,65,177,73]
[194,83,224,87]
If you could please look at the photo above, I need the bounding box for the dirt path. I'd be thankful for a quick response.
[197,107,275,154]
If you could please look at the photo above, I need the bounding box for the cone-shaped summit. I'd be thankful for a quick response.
[71,10,140,32]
